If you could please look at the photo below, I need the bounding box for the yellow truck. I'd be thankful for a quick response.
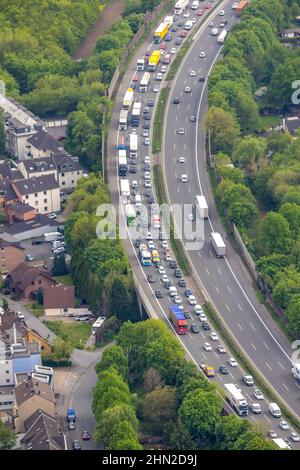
[151,249,160,264]
[154,22,169,44]
[148,50,161,72]
[200,364,215,378]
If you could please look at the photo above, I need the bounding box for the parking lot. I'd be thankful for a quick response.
[21,239,55,270]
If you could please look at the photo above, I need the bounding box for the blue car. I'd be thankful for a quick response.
[175,38,182,45]
[171,25,178,32]
[165,34,172,41]
[185,289,193,297]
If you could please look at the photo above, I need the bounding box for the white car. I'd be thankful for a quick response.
[179,156,185,163]
[184,86,191,93]
[48,212,57,219]
[144,138,150,146]
[144,156,150,164]
[199,312,207,322]
[161,274,170,284]
[146,231,152,240]
[165,254,173,261]
[178,128,185,135]
[153,85,159,92]
[194,304,204,315]
[156,73,163,81]
[181,174,188,183]
[188,295,197,305]
[250,403,262,414]
[217,344,227,354]
[17,311,25,321]
[174,295,182,304]
[199,51,206,58]
[144,171,151,179]
[145,180,152,188]
[232,2,239,9]
[161,241,168,249]
[219,10,225,16]
[148,241,155,250]
[210,332,219,341]
[228,357,238,367]
[161,65,167,73]
[280,421,290,431]
[170,47,177,54]
[290,432,300,442]
[253,389,264,400]
[183,11,190,18]
[192,17,197,24]
[143,130,149,137]
[208,21,214,27]
[203,342,212,352]
[158,266,166,275]
[189,70,196,76]
[187,213,194,221]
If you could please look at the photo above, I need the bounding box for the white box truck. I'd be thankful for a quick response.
[272,438,291,449]
[224,383,249,416]
[191,1,199,10]
[137,58,145,71]
[210,232,226,257]
[174,0,189,15]
[44,232,64,242]
[218,29,228,44]
[120,179,130,204]
[129,133,138,158]
[269,402,281,418]
[164,15,173,27]
[119,109,128,130]
[196,195,208,219]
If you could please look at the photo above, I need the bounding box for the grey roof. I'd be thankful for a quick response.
[0,162,23,180]
[8,202,35,214]
[27,130,63,152]
[21,410,65,451]
[285,117,300,136]
[0,237,24,249]
[15,377,55,407]
[22,157,57,175]
[22,154,82,175]
[13,174,59,195]
[3,214,60,235]
[0,179,18,201]
[52,153,82,172]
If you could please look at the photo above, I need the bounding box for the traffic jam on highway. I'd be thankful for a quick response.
[114,0,300,449]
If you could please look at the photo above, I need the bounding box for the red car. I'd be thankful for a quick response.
[132,74,139,82]
[82,431,91,441]
[196,9,203,16]
[180,30,188,38]
[160,41,167,50]
[205,3,212,9]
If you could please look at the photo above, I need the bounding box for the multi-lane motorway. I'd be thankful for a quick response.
[107,0,300,448]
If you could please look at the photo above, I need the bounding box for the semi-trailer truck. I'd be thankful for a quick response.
[169,304,188,335]
[224,383,249,416]
[236,0,248,16]
[129,133,138,158]
[119,109,128,130]
[122,88,134,110]
[210,232,226,257]
[164,16,173,27]
[154,22,169,43]
[195,195,208,219]
[174,0,189,15]
[148,51,161,72]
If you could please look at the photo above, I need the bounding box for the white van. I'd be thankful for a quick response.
[269,402,281,418]
[185,21,193,30]
[135,194,142,208]
[169,286,178,297]
[191,0,199,10]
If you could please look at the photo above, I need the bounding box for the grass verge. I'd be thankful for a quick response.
[44,320,92,349]
[152,86,170,154]
[166,39,192,81]
[27,302,44,318]
[203,302,300,433]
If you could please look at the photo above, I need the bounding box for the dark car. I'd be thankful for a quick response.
[144,164,151,171]
[149,196,156,204]
[175,269,182,278]
[144,114,151,121]
[191,324,200,334]
[72,440,81,450]
[202,321,211,331]
[148,98,155,107]
[171,25,178,32]
[184,311,191,319]
[146,189,153,197]
[185,289,193,297]
[170,260,177,269]
[165,34,172,41]
[165,281,172,289]
[178,20,184,26]
[143,107,150,115]
[173,15,178,22]
[143,122,150,129]
[130,166,137,174]
[148,273,156,283]
[135,239,141,248]
[199,76,206,82]
[219,365,229,375]
[155,289,163,298]
[82,431,91,441]
[175,38,182,45]
[173,97,180,104]
[178,278,186,287]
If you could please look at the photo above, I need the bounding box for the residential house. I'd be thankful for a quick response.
[20,409,66,450]
[0,213,62,242]
[0,97,44,160]
[26,129,64,159]
[280,27,300,38]
[16,323,53,354]
[283,116,300,136]
[43,285,91,318]
[0,385,15,421]
[7,262,55,299]
[13,377,55,432]
[0,238,25,274]
[12,174,60,215]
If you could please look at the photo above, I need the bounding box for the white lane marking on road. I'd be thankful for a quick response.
[180,91,183,97]
[198,252,202,258]
[188,187,191,193]
[215,285,219,294]
[250,322,255,331]
[194,79,197,85]
[229,372,235,380]
[227,286,232,293]
[184,78,186,84]
[237,323,243,331]
[282,383,290,392]
[218,267,222,275]
[184,143,187,149]
[194,56,197,62]
[278,362,285,370]
[187,103,190,110]
[202,352,207,360]
[217,374,223,382]
[209,250,213,257]
[188,333,193,339]
[177,187,180,193]
[214,351,219,359]
[237,304,243,311]
[175,172,177,178]
[264,342,269,350]
[225,304,230,311]
[173,143,176,149]
[205,268,210,275]
[173,157,176,164]
[251,416,257,423]
[201,331,205,338]
[266,362,272,371]
[251,342,256,351]
[176,115,178,122]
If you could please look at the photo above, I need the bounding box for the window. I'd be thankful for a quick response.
[1,264,5,268]
[44,206,48,211]
[35,201,38,206]
[44,199,47,203]
[34,193,38,197]
[5,370,9,374]
[63,308,68,313]
[61,173,65,177]
[62,181,65,186]
[31,281,35,285]
[38,279,42,285]
[25,195,29,199]
[77,171,80,175]
[0,248,3,251]
[44,191,47,195]
[71,180,74,184]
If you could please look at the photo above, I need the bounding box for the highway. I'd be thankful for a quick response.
[163,2,300,419]
[107,0,300,448]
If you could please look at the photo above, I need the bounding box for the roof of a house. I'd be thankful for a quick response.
[3,214,60,235]
[52,153,82,172]
[285,116,300,135]
[0,238,24,250]
[12,174,59,195]
[0,179,18,201]
[7,202,35,214]
[21,410,65,451]
[9,262,54,291]
[27,130,63,152]
[0,310,16,333]
[21,157,57,175]
[282,27,300,34]
[44,285,75,309]
[14,377,55,407]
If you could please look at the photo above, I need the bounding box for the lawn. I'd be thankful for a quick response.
[53,274,73,286]
[43,320,92,349]
[256,114,281,132]
[27,302,44,318]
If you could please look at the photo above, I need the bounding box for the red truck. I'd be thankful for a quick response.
[236,0,248,16]
[169,304,188,335]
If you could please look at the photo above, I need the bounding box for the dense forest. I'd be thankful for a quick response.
[92,319,277,450]
[206,0,300,335]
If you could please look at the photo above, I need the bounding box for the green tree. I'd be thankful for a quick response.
[260,212,292,255]
[232,136,267,176]
[53,336,73,361]
[286,294,300,335]
[94,403,138,446]
[215,414,251,450]
[279,203,300,240]
[164,417,195,450]
[0,420,16,450]
[107,420,142,450]
[256,254,289,287]
[0,111,6,155]
[142,386,177,434]
[96,345,128,380]
[205,106,240,155]
[52,253,68,276]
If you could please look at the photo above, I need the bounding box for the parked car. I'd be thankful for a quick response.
[26,254,34,261]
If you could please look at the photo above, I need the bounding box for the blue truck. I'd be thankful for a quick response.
[67,408,76,422]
